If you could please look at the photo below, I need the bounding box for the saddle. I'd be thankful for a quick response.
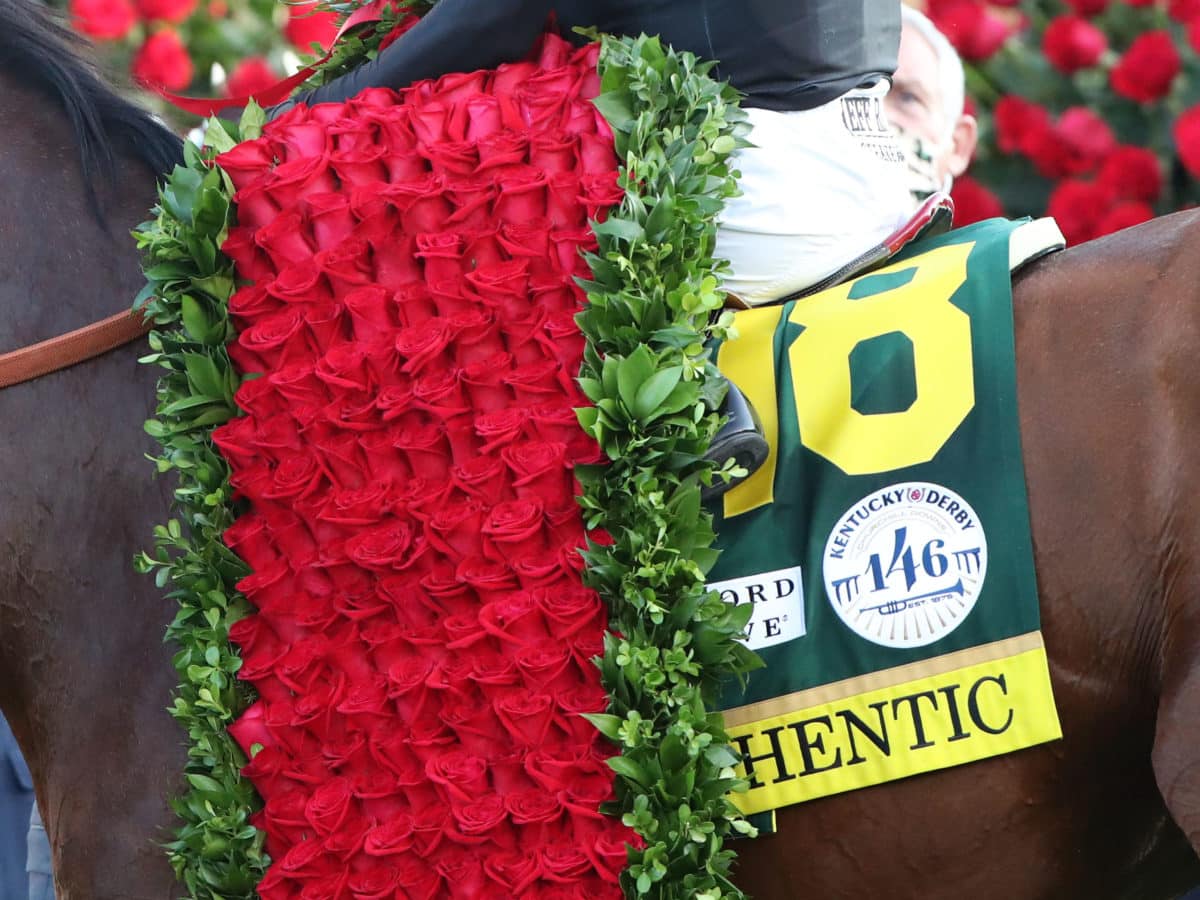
[704,192,957,501]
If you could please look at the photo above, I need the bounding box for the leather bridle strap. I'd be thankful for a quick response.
[0,310,151,391]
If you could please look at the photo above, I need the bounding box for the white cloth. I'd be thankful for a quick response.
[716,80,915,305]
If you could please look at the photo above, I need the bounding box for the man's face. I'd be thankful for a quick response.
[884,22,976,190]
[885,25,947,152]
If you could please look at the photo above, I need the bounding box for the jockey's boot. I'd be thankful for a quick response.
[702,380,769,501]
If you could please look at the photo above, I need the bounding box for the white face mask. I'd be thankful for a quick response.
[892,123,953,202]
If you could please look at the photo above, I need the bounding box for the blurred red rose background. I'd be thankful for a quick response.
[47,0,1200,246]
[917,0,1200,242]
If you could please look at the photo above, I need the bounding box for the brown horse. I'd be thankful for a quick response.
[0,2,183,898]
[3,2,1200,899]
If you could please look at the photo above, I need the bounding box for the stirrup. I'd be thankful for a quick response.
[702,380,770,502]
[777,191,956,304]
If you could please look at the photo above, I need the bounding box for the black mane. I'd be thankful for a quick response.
[0,0,183,188]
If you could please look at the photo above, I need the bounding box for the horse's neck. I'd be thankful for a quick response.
[0,73,183,896]
[0,74,160,347]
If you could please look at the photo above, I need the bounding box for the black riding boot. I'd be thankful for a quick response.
[701,380,769,501]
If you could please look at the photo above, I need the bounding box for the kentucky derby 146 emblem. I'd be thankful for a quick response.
[823,482,987,648]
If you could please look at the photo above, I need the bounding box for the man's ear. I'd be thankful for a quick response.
[946,114,978,178]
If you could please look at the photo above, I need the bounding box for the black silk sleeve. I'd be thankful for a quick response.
[288,0,557,107]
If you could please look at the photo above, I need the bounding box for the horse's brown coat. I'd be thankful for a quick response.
[0,75,182,899]
[4,20,1200,900]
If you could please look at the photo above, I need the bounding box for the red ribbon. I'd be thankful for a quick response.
[152,0,394,117]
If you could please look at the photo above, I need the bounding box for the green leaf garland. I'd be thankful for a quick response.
[577,33,762,900]
[134,113,269,899]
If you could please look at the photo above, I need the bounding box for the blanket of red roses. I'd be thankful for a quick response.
[207,33,637,898]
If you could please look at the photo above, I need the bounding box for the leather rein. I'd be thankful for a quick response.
[0,310,150,391]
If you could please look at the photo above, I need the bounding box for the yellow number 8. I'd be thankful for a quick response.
[718,242,976,519]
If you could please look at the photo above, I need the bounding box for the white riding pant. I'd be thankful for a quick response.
[716,80,915,306]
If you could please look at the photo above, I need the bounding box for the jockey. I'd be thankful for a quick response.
[884,6,979,205]
[276,0,915,309]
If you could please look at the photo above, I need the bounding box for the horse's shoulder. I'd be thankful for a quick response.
[1015,208,1200,310]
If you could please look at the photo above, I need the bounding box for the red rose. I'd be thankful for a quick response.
[394,422,453,480]
[451,454,514,504]
[224,57,278,99]
[346,866,401,900]
[1169,0,1200,21]
[510,551,571,590]
[214,137,275,192]
[927,0,1012,61]
[392,856,444,899]
[135,0,196,23]
[131,30,194,91]
[481,498,547,560]
[264,452,323,503]
[227,700,273,756]
[527,402,596,458]
[484,851,541,894]
[331,142,390,188]
[316,237,373,295]
[415,231,466,283]
[426,140,483,178]
[494,689,557,747]
[436,849,488,897]
[1024,107,1115,178]
[254,791,311,858]
[585,829,634,884]
[452,794,513,843]
[1096,201,1154,237]
[494,167,549,223]
[1097,146,1162,203]
[501,440,572,503]
[1046,179,1116,245]
[268,105,331,161]
[424,750,489,802]
[539,845,594,882]
[1174,105,1200,178]
[395,317,456,375]
[232,308,311,372]
[303,777,355,836]
[1111,31,1180,103]
[579,172,625,220]
[344,519,421,570]
[1065,0,1107,12]
[427,498,486,557]
[69,0,135,39]
[502,359,563,405]
[284,1,338,51]
[456,557,519,604]
[223,513,279,573]
[255,210,318,271]
[578,131,617,176]
[263,155,338,211]
[534,586,604,640]
[546,173,587,228]
[363,815,416,857]
[342,285,397,343]
[515,643,575,692]
[461,351,516,413]
[266,260,334,308]
[949,176,1004,227]
[1042,16,1106,73]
